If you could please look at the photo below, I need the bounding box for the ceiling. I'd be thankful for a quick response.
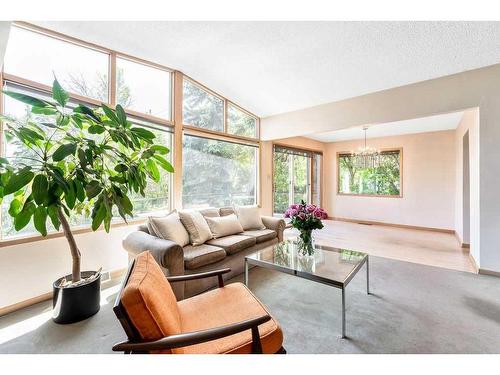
[306,111,465,143]
[30,21,500,117]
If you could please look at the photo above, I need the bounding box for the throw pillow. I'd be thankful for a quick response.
[205,214,244,239]
[233,205,265,230]
[178,210,213,246]
[147,211,190,247]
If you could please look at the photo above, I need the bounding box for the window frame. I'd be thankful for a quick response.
[336,148,404,198]
[182,76,260,141]
[0,21,261,246]
[271,143,323,216]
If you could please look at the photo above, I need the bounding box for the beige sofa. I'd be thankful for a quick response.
[123,206,286,300]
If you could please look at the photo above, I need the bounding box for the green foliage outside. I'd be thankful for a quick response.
[338,152,401,196]
[273,152,308,214]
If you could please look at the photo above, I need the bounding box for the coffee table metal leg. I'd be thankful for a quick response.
[341,286,346,338]
[366,256,370,295]
[244,259,249,287]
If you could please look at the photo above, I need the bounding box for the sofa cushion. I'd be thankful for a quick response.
[242,229,277,243]
[205,214,244,239]
[179,210,213,246]
[207,235,257,255]
[219,207,235,217]
[233,205,265,230]
[177,283,283,354]
[147,211,190,247]
[198,207,220,218]
[120,252,182,354]
[183,244,226,270]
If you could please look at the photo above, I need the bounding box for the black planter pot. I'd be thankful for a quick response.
[52,271,101,324]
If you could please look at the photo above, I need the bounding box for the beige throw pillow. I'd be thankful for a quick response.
[147,212,190,247]
[178,210,213,246]
[205,214,244,239]
[233,205,265,230]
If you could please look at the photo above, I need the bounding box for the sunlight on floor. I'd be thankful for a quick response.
[0,284,121,345]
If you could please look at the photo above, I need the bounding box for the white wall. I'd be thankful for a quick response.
[262,64,500,272]
[455,109,480,264]
[325,130,456,230]
[0,225,133,309]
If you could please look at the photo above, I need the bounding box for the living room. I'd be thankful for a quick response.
[1,2,500,373]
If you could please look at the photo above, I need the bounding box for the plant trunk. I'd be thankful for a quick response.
[58,207,81,283]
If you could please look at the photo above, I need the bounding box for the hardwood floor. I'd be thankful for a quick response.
[285,219,475,273]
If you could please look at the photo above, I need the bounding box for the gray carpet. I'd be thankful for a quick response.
[1,256,500,353]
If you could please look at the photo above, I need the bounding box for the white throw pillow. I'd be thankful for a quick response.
[205,214,244,239]
[233,205,265,230]
[178,210,213,246]
[147,212,190,247]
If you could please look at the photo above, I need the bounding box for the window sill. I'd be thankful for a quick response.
[0,217,147,248]
[337,192,403,198]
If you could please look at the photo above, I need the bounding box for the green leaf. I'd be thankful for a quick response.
[52,144,77,162]
[74,104,100,122]
[2,90,52,108]
[14,201,36,231]
[74,179,85,202]
[91,202,106,231]
[131,127,155,141]
[32,174,49,205]
[150,145,170,155]
[85,180,102,199]
[152,155,174,173]
[52,79,70,107]
[47,205,61,231]
[146,159,160,182]
[8,198,23,216]
[31,106,58,115]
[101,104,120,124]
[65,181,76,209]
[33,206,48,236]
[115,104,128,125]
[114,164,128,173]
[88,125,105,134]
[4,167,35,195]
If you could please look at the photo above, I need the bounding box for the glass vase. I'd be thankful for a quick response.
[297,229,315,256]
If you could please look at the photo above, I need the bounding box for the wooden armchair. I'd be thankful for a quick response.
[113,251,285,354]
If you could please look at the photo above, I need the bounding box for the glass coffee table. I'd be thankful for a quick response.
[244,240,370,338]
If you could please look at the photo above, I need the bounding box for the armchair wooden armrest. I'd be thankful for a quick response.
[112,314,271,353]
[167,268,231,288]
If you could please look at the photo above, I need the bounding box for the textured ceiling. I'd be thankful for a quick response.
[306,111,464,143]
[30,21,500,117]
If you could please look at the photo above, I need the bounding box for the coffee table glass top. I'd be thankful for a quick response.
[246,240,368,287]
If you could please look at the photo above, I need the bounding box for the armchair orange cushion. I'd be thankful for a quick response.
[120,251,283,354]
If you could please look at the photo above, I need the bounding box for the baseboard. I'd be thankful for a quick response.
[479,268,500,277]
[330,217,454,234]
[0,291,53,317]
[0,267,127,317]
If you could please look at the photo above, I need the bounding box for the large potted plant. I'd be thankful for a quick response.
[0,79,173,324]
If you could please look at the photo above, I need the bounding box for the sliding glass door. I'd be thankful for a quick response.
[273,145,322,216]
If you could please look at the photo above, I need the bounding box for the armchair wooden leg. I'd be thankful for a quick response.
[251,326,263,354]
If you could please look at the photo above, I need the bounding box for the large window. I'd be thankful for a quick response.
[116,57,172,120]
[4,26,110,102]
[182,79,224,132]
[227,104,258,138]
[129,121,173,215]
[273,145,322,215]
[337,150,402,197]
[182,134,258,208]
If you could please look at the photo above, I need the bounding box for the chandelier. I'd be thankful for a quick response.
[352,126,380,169]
